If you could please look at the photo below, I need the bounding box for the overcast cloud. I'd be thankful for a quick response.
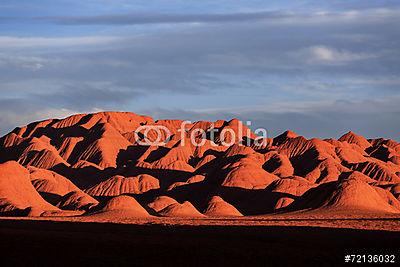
[0,1,399,140]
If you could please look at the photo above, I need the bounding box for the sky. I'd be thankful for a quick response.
[0,0,399,140]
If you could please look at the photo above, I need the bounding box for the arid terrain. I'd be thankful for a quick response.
[1,217,400,266]
[1,111,400,265]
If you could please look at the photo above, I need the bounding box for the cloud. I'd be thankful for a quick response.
[18,7,390,28]
[33,8,400,26]
[30,81,143,109]
[0,53,46,70]
[0,6,399,138]
[1,7,398,27]
[0,98,81,136]
[0,36,121,49]
[45,11,291,25]
[293,45,376,65]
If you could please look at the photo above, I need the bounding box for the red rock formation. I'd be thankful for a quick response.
[203,196,243,217]
[85,174,159,196]
[0,111,399,217]
[290,175,400,213]
[158,201,205,217]
[147,196,179,213]
[0,161,58,215]
[88,195,150,218]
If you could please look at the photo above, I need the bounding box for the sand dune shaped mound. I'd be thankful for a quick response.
[194,140,228,159]
[49,113,87,129]
[0,161,58,215]
[269,177,315,196]
[273,130,298,146]
[273,137,350,184]
[339,131,371,151]
[29,167,98,209]
[277,136,338,162]
[167,175,206,191]
[269,177,315,210]
[216,118,256,144]
[369,138,400,153]
[153,119,187,135]
[57,191,98,210]
[151,145,193,166]
[344,171,376,183]
[203,196,243,217]
[222,155,278,189]
[74,122,131,168]
[147,196,179,213]
[0,132,24,149]
[290,174,400,213]
[85,174,159,196]
[82,111,153,133]
[158,201,205,217]
[56,137,84,161]
[50,111,153,134]
[224,144,255,158]
[15,137,69,169]
[29,167,83,198]
[331,143,368,164]
[368,144,400,166]
[88,195,150,218]
[347,160,400,183]
[373,187,400,211]
[303,158,349,184]
[152,160,195,172]
[195,154,216,169]
[10,119,55,139]
[263,152,294,178]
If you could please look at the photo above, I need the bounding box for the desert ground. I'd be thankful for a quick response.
[1,213,400,266]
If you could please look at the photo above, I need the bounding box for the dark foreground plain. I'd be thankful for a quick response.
[1,219,400,267]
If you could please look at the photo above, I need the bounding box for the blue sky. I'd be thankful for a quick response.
[0,0,399,140]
